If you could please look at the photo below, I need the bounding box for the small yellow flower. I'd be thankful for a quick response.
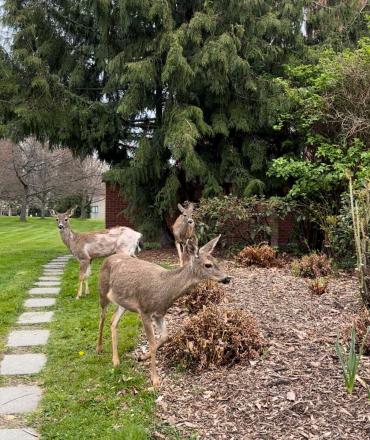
[79,351,85,356]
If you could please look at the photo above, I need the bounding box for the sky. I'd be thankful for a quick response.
[0,0,12,51]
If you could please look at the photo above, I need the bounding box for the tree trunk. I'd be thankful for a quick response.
[80,203,88,219]
[20,200,27,222]
[40,204,46,218]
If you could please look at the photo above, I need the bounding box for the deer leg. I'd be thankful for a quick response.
[111,306,125,367]
[84,263,91,296]
[141,313,160,387]
[77,259,90,299]
[139,316,168,361]
[175,241,183,267]
[96,304,108,354]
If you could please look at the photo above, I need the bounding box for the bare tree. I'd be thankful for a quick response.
[0,138,107,221]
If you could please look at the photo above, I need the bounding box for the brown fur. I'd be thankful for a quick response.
[96,235,230,387]
[172,202,196,267]
[50,207,143,299]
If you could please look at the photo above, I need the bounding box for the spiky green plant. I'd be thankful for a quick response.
[335,326,370,394]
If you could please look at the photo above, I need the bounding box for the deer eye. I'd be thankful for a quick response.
[205,263,213,268]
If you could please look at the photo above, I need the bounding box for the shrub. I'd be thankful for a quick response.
[235,244,281,268]
[178,280,226,314]
[291,253,332,278]
[163,305,266,371]
[307,277,329,295]
[193,195,294,251]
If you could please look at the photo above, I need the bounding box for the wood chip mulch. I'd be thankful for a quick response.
[140,250,370,440]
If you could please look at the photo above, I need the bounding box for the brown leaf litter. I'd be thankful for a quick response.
[140,250,370,439]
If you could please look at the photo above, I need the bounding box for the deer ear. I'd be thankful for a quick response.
[188,202,194,213]
[199,235,221,255]
[49,209,57,217]
[67,206,77,217]
[177,203,185,213]
[184,238,199,257]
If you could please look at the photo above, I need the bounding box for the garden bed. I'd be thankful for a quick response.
[142,250,370,439]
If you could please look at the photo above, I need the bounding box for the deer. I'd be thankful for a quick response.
[96,234,230,387]
[49,207,144,299]
[172,202,197,267]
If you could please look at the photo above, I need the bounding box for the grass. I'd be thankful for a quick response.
[0,216,103,355]
[32,258,156,439]
[0,216,157,439]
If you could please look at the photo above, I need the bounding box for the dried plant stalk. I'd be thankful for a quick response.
[348,176,370,309]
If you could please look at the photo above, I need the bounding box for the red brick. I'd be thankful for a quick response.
[105,183,135,229]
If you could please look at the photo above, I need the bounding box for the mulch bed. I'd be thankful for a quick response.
[139,250,370,439]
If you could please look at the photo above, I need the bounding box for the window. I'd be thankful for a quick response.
[91,206,99,214]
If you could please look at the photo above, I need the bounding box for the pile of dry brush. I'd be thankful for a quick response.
[163,305,265,371]
[178,280,227,314]
[235,244,282,268]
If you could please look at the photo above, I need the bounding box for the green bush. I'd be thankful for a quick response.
[193,195,293,251]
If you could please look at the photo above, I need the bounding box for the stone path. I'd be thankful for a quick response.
[0,255,71,439]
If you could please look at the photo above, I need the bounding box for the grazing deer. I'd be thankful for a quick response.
[96,235,230,387]
[172,202,196,267]
[49,207,144,299]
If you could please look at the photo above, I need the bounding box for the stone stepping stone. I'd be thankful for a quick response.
[42,270,63,275]
[39,276,60,281]
[17,312,54,325]
[0,354,47,375]
[29,287,60,295]
[43,264,65,268]
[24,298,56,308]
[0,428,39,439]
[7,330,49,347]
[0,386,41,414]
[33,281,60,287]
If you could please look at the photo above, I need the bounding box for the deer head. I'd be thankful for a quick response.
[49,206,77,230]
[177,202,195,226]
[183,235,231,284]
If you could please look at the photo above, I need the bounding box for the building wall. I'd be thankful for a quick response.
[90,197,106,220]
[105,183,135,229]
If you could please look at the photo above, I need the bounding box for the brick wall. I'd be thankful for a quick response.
[106,182,295,246]
[105,183,135,229]
[270,213,294,248]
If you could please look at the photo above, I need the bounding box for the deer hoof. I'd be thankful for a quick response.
[112,358,120,368]
[96,345,103,354]
[151,375,160,388]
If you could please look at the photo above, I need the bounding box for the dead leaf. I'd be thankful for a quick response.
[286,390,296,401]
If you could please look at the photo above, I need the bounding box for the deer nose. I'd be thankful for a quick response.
[58,224,64,229]
[221,276,231,284]
[188,219,194,224]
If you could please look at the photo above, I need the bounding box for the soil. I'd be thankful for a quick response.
[140,249,370,440]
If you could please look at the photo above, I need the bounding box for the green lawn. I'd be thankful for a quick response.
[0,216,103,353]
[0,217,157,439]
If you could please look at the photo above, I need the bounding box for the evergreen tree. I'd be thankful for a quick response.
[1,1,368,235]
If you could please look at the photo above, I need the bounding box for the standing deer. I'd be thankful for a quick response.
[172,202,196,267]
[96,235,230,387]
[49,207,143,299]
